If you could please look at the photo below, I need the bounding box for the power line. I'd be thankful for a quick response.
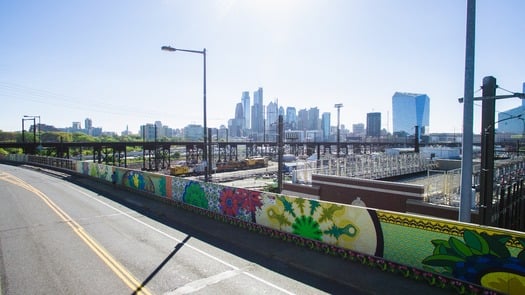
[0,81,183,121]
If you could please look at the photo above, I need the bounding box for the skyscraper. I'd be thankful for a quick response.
[307,107,320,130]
[85,118,92,130]
[366,112,381,137]
[241,91,250,130]
[229,103,244,137]
[392,92,430,138]
[266,101,278,126]
[251,87,264,136]
[321,112,331,141]
[286,107,297,130]
[278,106,285,118]
[297,109,308,131]
[266,100,278,141]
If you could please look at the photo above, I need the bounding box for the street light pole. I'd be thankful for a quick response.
[459,0,476,223]
[24,115,41,148]
[21,116,38,154]
[162,45,209,182]
[21,118,25,145]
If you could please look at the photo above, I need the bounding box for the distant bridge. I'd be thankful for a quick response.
[1,138,519,171]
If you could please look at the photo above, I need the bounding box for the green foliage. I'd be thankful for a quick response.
[40,132,72,142]
[0,131,18,142]
[71,132,97,142]
[0,130,183,144]
[263,182,279,193]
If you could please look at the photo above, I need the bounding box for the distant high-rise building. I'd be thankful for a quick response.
[497,82,525,134]
[218,125,228,141]
[392,92,430,138]
[353,123,365,137]
[266,101,278,126]
[278,106,285,118]
[366,112,381,137]
[266,100,278,141]
[85,118,92,130]
[297,109,308,131]
[286,107,297,130]
[251,87,264,136]
[321,112,331,141]
[140,124,156,141]
[235,102,244,120]
[155,121,164,137]
[183,124,204,141]
[308,107,320,130]
[72,122,81,130]
[230,103,244,137]
[241,91,250,130]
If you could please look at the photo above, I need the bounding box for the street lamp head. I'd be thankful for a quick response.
[334,103,343,108]
[161,46,176,52]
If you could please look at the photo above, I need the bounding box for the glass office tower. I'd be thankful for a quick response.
[366,112,381,137]
[321,112,331,141]
[241,91,250,130]
[392,92,429,138]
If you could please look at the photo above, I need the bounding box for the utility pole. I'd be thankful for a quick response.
[414,125,420,153]
[458,78,525,225]
[479,76,497,226]
[154,124,158,171]
[208,128,212,179]
[277,115,284,193]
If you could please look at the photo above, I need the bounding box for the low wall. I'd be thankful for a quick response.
[4,154,525,294]
[313,174,425,212]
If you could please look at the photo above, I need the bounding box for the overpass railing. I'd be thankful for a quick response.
[3,154,522,294]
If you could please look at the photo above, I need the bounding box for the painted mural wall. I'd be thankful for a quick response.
[6,155,525,294]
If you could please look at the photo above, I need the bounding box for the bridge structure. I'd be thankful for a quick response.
[0,141,414,170]
[0,139,469,171]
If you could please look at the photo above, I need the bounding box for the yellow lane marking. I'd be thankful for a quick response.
[0,171,152,295]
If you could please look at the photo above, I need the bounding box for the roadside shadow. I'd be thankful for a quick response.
[133,235,191,295]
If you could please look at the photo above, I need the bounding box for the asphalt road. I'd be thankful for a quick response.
[0,163,455,294]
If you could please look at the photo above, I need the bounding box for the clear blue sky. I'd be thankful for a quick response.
[1,0,524,134]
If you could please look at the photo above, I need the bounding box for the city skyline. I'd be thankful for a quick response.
[1,1,524,134]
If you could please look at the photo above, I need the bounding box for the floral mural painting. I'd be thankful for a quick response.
[422,229,525,294]
[255,195,383,256]
[122,170,155,193]
[218,187,263,222]
[183,181,208,209]
[88,163,113,181]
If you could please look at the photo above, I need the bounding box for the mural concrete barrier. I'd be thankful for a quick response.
[4,154,525,294]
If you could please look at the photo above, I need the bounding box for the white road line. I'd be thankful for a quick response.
[67,184,297,295]
[165,269,242,294]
